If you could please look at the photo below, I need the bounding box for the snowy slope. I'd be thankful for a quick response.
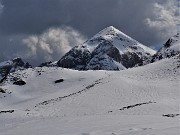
[58,26,156,70]
[0,55,179,135]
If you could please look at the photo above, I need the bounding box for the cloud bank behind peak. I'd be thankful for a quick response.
[0,0,179,65]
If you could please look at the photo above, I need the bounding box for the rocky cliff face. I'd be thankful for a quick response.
[39,61,57,67]
[145,33,180,64]
[57,45,91,70]
[57,26,156,70]
[86,41,125,70]
[0,57,31,83]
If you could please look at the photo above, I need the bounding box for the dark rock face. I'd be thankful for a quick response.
[12,57,25,67]
[39,62,51,67]
[151,49,179,63]
[162,114,180,118]
[86,54,120,70]
[0,88,6,93]
[24,62,32,68]
[0,65,12,83]
[54,79,64,83]
[147,33,180,64]
[57,41,146,70]
[12,57,32,68]
[13,79,26,86]
[39,61,58,67]
[164,38,172,48]
[57,46,91,70]
[91,41,121,62]
[39,61,53,67]
[121,52,142,68]
[0,57,31,83]
[0,110,14,114]
[86,41,123,70]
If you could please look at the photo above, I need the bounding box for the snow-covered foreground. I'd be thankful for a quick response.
[0,115,179,135]
[0,56,179,135]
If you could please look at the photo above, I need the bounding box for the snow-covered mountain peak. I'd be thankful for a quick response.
[58,26,156,70]
[92,26,135,42]
[104,25,116,30]
[89,26,135,44]
[93,26,121,37]
[85,26,155,55]
[91,26,130,39]
[144,33,180,64]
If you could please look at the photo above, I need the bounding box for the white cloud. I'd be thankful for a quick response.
[144,0,180,38]
[23,26,86,62]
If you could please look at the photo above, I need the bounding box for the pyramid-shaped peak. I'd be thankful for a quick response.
[99,26,120,34]
[105,26,117,31]
[91,26,136,43]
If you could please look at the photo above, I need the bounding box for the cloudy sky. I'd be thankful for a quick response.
[0,0,179,65]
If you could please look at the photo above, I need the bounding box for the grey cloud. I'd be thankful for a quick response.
[0,0,119,35]
[0,26,85,66]
[0,0,179,64]
[22,26,86,65]
[144,0,180,41]
[0,33,28,61]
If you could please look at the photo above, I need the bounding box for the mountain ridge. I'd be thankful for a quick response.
[145,33,180,64]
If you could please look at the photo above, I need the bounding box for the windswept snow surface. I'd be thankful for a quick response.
[0,55,179,135]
